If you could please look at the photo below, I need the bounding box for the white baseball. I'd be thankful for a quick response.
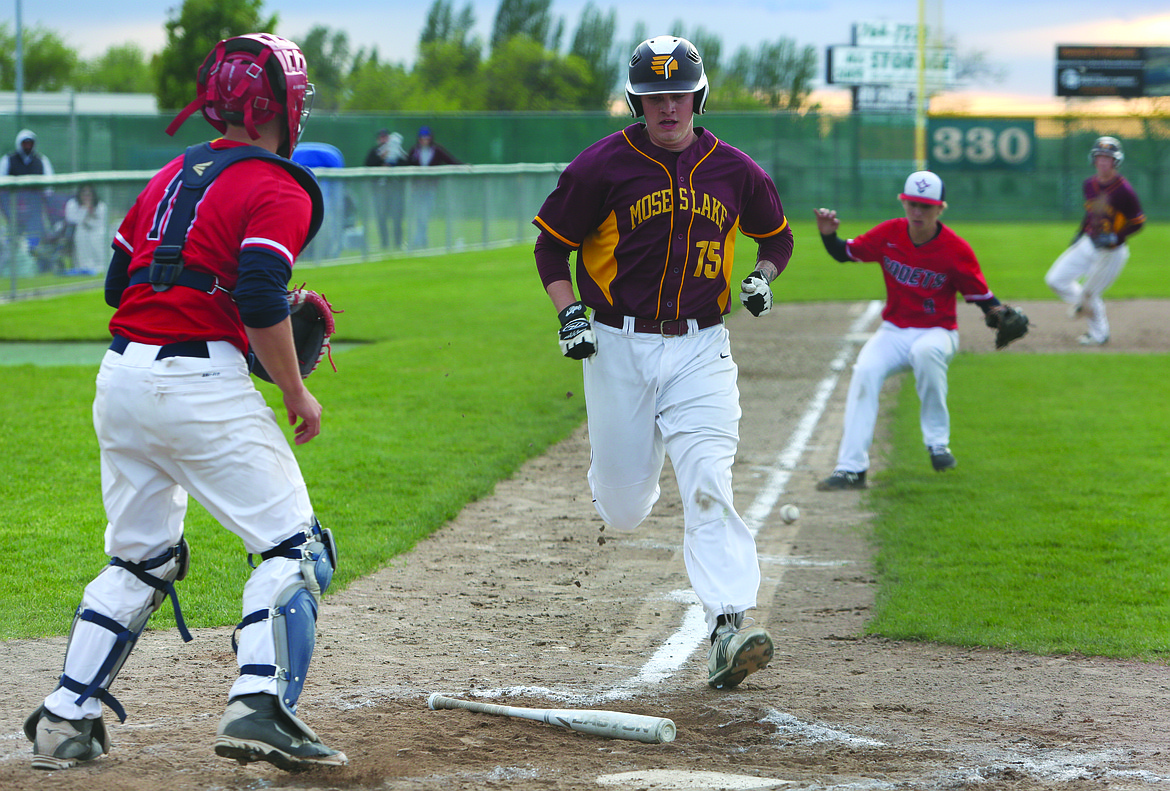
[780,504,799,524]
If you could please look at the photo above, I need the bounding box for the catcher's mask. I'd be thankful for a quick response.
[1089,136,1123,167]
[166,33,314,159]
[625,36,709,118]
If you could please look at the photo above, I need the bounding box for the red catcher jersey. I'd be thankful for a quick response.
[110,139,312,352]
[533,124,788,320]
[846,218,992,330]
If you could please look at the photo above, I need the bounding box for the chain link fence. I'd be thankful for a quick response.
[0,164,563,302]
[3,110,1168,300]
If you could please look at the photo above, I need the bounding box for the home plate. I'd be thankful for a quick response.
[597,770,790,789]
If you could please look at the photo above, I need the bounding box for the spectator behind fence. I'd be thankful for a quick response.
[291,142,346,259]
[1,129,56,271]
[405,125,461,249]
[364,128,407,250]
[64,184,108,275]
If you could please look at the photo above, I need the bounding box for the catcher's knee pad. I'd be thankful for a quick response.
[234,518,337,713]
[60,538,191,722]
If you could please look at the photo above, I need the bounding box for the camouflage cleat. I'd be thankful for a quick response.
[24,705,110,770]
[707,624,774,690]
[214,693,347,772]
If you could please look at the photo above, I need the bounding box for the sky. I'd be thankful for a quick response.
[21,0,1170,113]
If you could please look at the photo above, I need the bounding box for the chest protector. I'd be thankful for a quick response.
[138,142,324,293]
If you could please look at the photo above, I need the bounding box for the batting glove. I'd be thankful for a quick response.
[739,271,773,317]
[557,301,597,360]
[1091,232,1119,249]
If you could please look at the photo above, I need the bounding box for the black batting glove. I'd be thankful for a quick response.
[557,301,597,360]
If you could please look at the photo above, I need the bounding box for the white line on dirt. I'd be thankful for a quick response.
[741,299,882,538]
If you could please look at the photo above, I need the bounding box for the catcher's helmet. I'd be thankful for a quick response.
[1089,136,1124,167]
[166,33,313,158]
[625,36,709,118]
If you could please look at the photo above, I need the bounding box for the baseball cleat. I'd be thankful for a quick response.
[1077,333,1108,346]
[708,624,774,690]
[816,470,867,491]
[929,445,957,471]
[1067,302,1083,319]
[24,705,109,770]
[214,694,347,772]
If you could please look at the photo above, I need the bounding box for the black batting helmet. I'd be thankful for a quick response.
[1089,136,1124,167]
[624,36,709,118]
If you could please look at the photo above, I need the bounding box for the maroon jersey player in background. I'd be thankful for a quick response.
[1045,136,1145,346]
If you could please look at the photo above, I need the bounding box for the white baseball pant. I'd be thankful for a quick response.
[44,340,316,720]
[834,322,959,473]
[583,320,760,637]
[1045,234,1129,342]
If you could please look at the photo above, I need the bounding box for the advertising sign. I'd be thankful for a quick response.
[1056,45,1170,97]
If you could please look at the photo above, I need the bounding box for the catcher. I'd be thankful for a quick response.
[813,170,1028,491]
[23,34,345,772]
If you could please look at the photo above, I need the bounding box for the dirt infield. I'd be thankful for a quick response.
[1,299,1168,791]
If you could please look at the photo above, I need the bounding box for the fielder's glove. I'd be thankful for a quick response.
[986,304,1029,350]
[557,301,597,360]
[252,286,340,383]
[739,270,773,317]
[1090,232,1119,249]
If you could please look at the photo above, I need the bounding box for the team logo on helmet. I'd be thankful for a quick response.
[624,36,709,118]
[651,55,679,79]
[1089,135,1124,166]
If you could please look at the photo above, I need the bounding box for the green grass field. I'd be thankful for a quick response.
[2,220,1168,661]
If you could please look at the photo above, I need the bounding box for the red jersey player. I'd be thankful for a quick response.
[814,171,1015,490]
[24,35,345,772]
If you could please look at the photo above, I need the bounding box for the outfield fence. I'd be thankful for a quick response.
[3,110,1168,301]
[0,164,563,302]
[4,109,1168,222]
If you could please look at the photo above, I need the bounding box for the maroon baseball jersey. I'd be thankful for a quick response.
[1080,174,1144,242]
[846,218,992,331]
[111,139,313,353]
[534,124,789,320]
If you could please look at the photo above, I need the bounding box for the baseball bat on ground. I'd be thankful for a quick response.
[427,693,677,744]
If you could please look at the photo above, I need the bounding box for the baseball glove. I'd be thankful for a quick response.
[252,285,340,383]
[986,305,1029,350]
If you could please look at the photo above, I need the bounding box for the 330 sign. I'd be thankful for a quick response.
[928,119,1036,170]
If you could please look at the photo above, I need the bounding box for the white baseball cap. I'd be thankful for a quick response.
[898,171,946,205]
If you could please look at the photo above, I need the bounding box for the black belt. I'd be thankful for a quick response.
[128,268,221,294]
[109,335,210,360]
[593,313,723,337]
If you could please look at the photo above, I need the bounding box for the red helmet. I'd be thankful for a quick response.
[166,33,313,158]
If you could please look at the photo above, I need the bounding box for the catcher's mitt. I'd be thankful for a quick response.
[252,285,340,383]
[986,304,1029,350]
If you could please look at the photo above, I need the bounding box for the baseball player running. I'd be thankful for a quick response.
[533,36,793,690]
[23,34,345,771]
[814,171,1018,490]
[1045,136,1145,346]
